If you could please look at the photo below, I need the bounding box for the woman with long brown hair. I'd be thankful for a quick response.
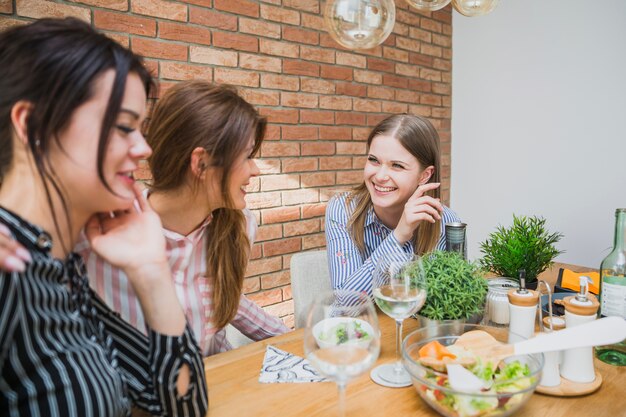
[325,114,461,295]
[76,80,288,355]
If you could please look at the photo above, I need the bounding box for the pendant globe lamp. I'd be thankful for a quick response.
[324,0,396,50]
[405,0,451,12]
[452,0,499,17]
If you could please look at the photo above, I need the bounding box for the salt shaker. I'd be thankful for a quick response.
[507,270,540,343]
[560,276,599,383]
[538,315,566,387]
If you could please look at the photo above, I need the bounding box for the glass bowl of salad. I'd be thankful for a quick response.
[402,323,543,417]
[313,317,375,349]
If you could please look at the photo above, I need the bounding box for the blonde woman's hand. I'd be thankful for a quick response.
[393,182,443,245]
[0,223,32,273]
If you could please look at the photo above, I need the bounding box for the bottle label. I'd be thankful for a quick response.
[601,276,626,318]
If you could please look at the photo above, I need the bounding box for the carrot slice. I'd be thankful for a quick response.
[418,340,456,360]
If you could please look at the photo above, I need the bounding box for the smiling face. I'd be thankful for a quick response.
[364,134,431,217]
[49,70,150,216]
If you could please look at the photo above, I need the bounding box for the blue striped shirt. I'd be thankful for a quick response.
[325,192,461,295]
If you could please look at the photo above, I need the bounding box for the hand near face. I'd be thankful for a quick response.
[393,182,443,245]
[85,183,169,285]
[0,224,32,273]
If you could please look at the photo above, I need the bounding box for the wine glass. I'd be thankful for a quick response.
[371,253,427,387]
[304,290,380,417]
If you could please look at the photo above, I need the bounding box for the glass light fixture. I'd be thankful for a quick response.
[452,0,499,17]
[405,0,451,12]
[324,0,396,50]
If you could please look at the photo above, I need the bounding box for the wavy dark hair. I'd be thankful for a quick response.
[0,18,153,250]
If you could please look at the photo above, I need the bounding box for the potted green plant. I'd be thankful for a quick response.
[479,214,563,287]
[408,251,488,322]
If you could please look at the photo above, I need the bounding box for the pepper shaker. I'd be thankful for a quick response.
[507,270,540,343]
[538,315,566,387]
[560,276,599,383]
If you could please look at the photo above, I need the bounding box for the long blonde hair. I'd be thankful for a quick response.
[147,81,265,329]
[346,114,441,256]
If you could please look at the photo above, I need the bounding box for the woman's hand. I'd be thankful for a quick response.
[0,223,31,272]
[393,182,443,244]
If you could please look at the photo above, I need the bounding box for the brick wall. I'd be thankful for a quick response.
[0,0,453,328]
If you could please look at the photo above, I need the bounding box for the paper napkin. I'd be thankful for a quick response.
[258,345,328,383]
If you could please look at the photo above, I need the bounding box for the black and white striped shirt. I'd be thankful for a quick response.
[0,207,208,417]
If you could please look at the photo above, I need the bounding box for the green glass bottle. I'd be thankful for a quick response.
[596,208,626,365]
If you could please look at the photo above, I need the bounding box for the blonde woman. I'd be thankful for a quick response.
[326,114,461,295]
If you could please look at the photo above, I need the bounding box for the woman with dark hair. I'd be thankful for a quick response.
[77,80,288,355]
[0,18,207,416]
[325,114,461,295]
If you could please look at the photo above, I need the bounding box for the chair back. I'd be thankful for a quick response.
[290,250,331,328]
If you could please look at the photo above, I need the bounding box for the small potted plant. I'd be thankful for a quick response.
[479,214,563,287]
[409,251,488,325]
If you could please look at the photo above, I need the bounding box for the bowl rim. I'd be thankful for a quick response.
[401,323,544,397]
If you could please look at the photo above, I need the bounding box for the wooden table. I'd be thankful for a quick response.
[203,263,625,416]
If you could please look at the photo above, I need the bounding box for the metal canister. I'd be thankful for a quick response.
[483,278,519,326]
[444,222,467,259]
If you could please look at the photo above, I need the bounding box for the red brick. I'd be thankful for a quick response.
[396,9,420,26]
[281,92,318,109]
[367,57,394,73]
[433,8,452,24]
[261,174,300,191]
[260,39,299,58]
[432,107,451,119]
[256,224,283,241]
[421,17,442,33]
[246,191,282,209]
[283,60,319,77]
[159,22,211,46]
[283,218,320,237]
[239,88,280,106]
[155,81,177,98]
[240,53,281,73]
[300,78,335,94]
[189,7,237,31]
[160,62,212,81]
[68,0,127,11]
[300,110,335,125]
[190,46,237,66]
[0,17,25,31]
[301,142,335,156]
[353,156,366,169]
[300,12,323,29]
[354,69,382,84]
[281,125,318,140]
[320,187,351,202]
[263,299,294,318]
[433,57,451,71]
[243,276,260,292]
[16,0,90,20]
[245,177,260,193]
[382,101,408,114]
[301,203,327,219]
[368,85,395,100]
[214,68,258,87]
[282,314,294,329]
[185,0,212,6]
[214,0,258,17]
[239,17,280,39]
[352,127,370,141]
[245,256,282,277]
[319,96,352,111]
[319,126,351,140]
[420,68,442,81]
[256,158,281,174]
[337,170,363,185]
[382,74,408,89]
[409,52,434,67]
[132,0,187,21]
[260,3,300,25]
[259,108,299,124]
[283,0,318,13]
[421,43,443,58]
[262,206,301,224]
[421,93,442,106]
[367,114,389,126]
[261,142,300,157]
[94,10,155,36]
[337,142,366,155]
[265,125,281,140]
[302,233,326,250]
[409,27,432,43]
[320,64,352,81]
[260,270,291,289]
[282,189,319,205]
[395,63,420,78]
[335,112,366,125]
[283,26,318,45]
[393,21,409,37]
[320,156,351,170]
[396,36,420,52]
[301,172,335,187]
[247,288,283,306]
[282,157,318,173]
[105,33,128,49]
[408,104,432,117]
[432,82,450,95]
[408,78,431,92]
[300,46,335,64]
[263,237,301,257]
[261,73,299,91]
[353,98,381,113]
[336,51,366,68]
[383,47,409,63]
[336,82,366,97]
[143,59,158,76]
[213,31,258,52]
[132,37,187,61]
[395,89,419,104]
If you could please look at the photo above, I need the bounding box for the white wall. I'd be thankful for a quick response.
[451,0,626,268]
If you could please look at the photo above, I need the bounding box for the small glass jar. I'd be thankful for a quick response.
[482,278,519,326]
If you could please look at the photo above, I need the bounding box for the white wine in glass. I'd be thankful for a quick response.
[371,253,426,387]
[304,290,380,417]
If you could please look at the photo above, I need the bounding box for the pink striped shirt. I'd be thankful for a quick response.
[75,207,288,356]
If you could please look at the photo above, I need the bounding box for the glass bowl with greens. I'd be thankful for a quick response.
[402,323,543,417]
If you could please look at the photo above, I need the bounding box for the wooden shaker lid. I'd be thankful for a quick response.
[563,294,599,316]
[507,289,539,307]
[543,316,566,330]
